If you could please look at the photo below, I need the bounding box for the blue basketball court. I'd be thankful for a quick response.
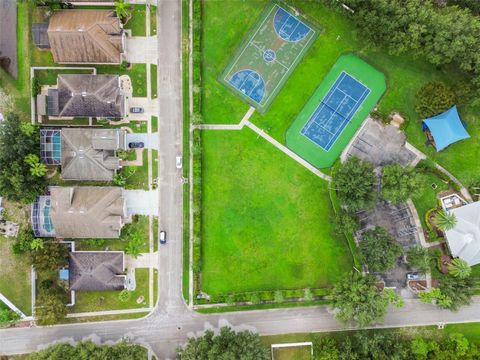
[300,72,370,151]
[221,3,318,112]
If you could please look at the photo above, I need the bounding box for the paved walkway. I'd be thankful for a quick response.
[66,307,151,319]
[122,148,144,166]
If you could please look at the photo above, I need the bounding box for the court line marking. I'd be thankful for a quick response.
[273,5,314,43]
[250,42,289,70]
[299,72,371,151]
[223,4,317,108]
[228,68,265,104]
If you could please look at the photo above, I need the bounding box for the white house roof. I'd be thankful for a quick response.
[445,201,480,266]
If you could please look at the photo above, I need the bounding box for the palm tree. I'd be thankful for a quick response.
[30,238,44,251]
[30,162,47,177]
[448,258,471,279]
[114,0,131,23]
[435,210,457,232]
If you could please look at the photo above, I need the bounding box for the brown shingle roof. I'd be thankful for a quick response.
[69,251,125,291]
[50,186,129,239]
[48,10,124,64]
[61,128,126,181]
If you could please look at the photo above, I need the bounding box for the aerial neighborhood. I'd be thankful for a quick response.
[2,0,480,359]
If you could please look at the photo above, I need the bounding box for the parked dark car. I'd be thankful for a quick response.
[130,107,144,114]
[160,231,167,245]
[128,142,144,149]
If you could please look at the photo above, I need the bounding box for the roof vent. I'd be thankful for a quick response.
[81,92,87,97]
[464,234,475,244]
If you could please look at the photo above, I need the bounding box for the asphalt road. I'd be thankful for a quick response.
[3,1,480,359]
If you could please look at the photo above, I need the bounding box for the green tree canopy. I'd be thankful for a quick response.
[330,272,399,327]
[0,113,46,203]
[27,340,146,359]
[435,210,458,231]
[35,289,67,326]
[334,157,377,212]
[360,227,403,272]
[381,164,423,204]
[177,327,270,360]
[415,82,456,118]
[449,258,472,279]
[31,241,68,274]
[406,246,432,274]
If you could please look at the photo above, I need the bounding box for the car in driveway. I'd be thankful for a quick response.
[407,272,420,280]
[176,155,182,169]
[160,231,167,245]
[130,107,144,114]
[129,142,144,149]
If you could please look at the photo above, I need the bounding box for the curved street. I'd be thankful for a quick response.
[2,1,480,359]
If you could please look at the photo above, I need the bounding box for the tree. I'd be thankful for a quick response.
[35,289,67,326]
[439,274,475,310]
[334,157,377,212]
[435,210,457,231]
[31,241,67,274]
[118,290,131,303]
[0,113,46,203]
[381,164,423,204]
[360,227,403,272]
[332,211,359,237]
[114,0,131,23]
[330,272,398,327]
[415,82,456,118]
[0,308,20,327]
[125,228,144,258]
[30,238,44,251]
[12,228,35,254]
[26,340,146,359]
[177,327,270,359]
[113,173,126,186]
[407,246,432,274]
[449,258,472,279]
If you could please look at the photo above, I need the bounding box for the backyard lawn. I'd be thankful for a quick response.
[200,1,480,186]
[71,268,150,312]
[200,129,352,295]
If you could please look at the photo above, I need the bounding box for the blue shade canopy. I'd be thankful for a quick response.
[422,106,470,151]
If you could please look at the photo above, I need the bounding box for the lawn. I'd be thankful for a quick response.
[121,149,158,190]
[200,128,352,296]
[201,1,480,185]
[411,172,450,231]
[124,5,147,37]
[71,268,150,312]
[95,64,147,98]
[0,200,32,315]
[272,346,312,360]
[151,64,157,98]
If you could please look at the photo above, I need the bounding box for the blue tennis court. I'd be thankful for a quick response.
[300,72,370,151]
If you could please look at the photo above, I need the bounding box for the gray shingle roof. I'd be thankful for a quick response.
[61,128,126,181]
[50,186,129,239]
[69,251,125,291]
[54,74,124,118]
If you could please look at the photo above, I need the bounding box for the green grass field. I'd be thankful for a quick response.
[272,346,312,360]
[219,2,318,113]
[286,54,386,169]
[200,129,352,295]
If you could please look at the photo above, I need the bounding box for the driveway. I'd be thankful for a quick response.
[126,97,158,121]
[125,36,158,64]
[126,132,159,150]
[123,189,158,216]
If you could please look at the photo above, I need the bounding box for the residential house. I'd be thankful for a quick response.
[40,128,127,181]
[41,74,125,119]
[33,9,125,64]
[32,186,131,238]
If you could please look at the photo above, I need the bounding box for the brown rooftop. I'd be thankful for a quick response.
[48,10,124,64]
[50,186,130,239]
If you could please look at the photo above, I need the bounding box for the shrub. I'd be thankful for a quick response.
[31,77,41,97]
[415,82,455,118]
[118,290,131,303]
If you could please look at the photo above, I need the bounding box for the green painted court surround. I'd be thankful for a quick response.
[219,2,319,113]
[286,54,386,169]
